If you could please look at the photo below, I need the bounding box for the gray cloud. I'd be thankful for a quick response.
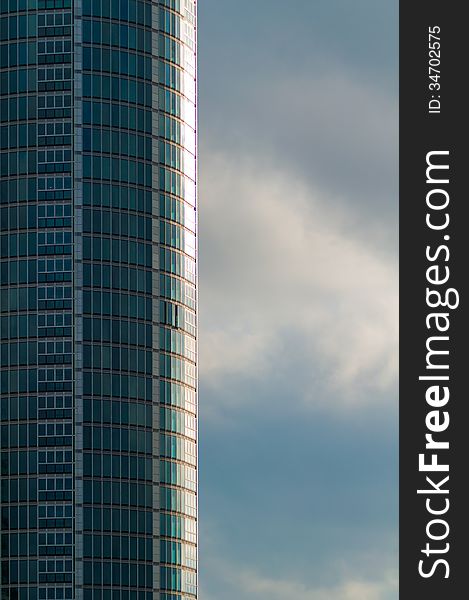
[199,145,397,420]
[198,1,398,598]
[200,557,397,600]
[201,72,397,244]
[200,0,398,249]
[199,0,398,83]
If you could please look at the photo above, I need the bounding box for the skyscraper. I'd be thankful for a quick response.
[0,2,198,600]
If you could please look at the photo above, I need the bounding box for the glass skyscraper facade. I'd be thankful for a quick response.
[0,2,198,600]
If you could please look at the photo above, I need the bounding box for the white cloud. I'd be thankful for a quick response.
[199,146,398,415]
[233,570,397,600]
[200,554,398,600]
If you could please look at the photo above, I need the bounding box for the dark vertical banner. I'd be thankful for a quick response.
[400,2,468,598]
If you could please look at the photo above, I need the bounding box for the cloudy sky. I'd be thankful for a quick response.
[197,2,398,599]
